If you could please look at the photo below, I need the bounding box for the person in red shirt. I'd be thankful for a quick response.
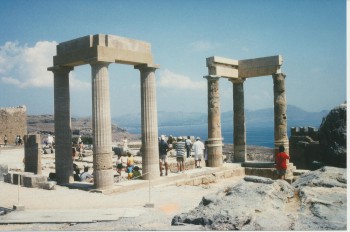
[275,145,290,180]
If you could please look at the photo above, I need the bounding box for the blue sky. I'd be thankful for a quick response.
[0,0,346,117]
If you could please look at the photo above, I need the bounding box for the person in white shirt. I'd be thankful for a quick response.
[192,137,205,168]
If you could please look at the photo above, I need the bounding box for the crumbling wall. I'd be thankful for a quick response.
[0,106,27,145]
[289,126,320,170]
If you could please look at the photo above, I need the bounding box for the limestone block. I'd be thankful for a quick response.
[213,171,225,179]
[232,168,245,177]
[53,34,154,67]
[206,56,239,78]
[224,170,233,178]
[39,181,56,190]
[176,180,186,187]
[3,173,12,183]
[202,175,216,184]
[238,55,282,78]
[23,175,47,188]
[12,172,32,185]
[0,164,8,181]
[184,179,194,186]
[193,177,202,186]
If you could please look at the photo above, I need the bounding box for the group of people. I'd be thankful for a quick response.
[159,135,208,176]
[73,163,94,183]
[116,152,141,180]
[2,135,23,146]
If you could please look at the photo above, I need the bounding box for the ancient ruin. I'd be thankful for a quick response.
[205,55,288,164]
[0,106,27,145]
[48,34,160,189]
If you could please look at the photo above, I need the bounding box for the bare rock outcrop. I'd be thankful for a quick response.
[319,103,347,167]
[172,166,347,230]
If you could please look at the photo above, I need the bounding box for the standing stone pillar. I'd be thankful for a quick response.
[50,66,74,184]
[204,75,223,167]
[135,64,160,180]
[230,78,246,162]
[24,134,42,174]
[91,62,114,189]
[272,73,289,158]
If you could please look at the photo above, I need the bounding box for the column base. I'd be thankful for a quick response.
[94,169,114,190]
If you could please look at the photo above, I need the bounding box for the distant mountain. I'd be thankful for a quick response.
[112,105,329,129]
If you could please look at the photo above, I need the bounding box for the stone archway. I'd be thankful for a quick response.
[48,34,160,189]
[205,55,288,166]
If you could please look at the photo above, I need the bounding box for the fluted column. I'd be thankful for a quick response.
[204,75,223,167]
[51,66,74,184]
[91,62,113,189]
[230,78,246,162]
[135,64,159,180]
[272,73,289,158]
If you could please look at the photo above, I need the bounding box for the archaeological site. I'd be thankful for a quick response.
[0,34,346,231]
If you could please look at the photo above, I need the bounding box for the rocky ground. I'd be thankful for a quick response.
[172,166,347,230]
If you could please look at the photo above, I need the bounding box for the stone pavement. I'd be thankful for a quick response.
[0,160,244,225]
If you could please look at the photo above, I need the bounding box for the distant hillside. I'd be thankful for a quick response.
[113,105,329,129]
[27,115,140,142]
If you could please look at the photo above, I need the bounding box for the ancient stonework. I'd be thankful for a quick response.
[0,106,27,145]
[289,127,321,170]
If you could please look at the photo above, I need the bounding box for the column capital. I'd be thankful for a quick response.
[203,75,220,81]
[229,77,246,84]
[134,63,160,71]
[90,61,111,68]
[47,65,74,74]
[272,72,286,79]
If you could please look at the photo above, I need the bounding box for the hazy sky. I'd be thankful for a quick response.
[0,0,346,117]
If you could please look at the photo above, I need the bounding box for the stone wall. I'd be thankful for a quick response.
[289,126,321,169]
[0,106,27,145]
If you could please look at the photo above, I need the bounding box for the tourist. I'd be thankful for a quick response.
[204,140,209,167]
[80,166,94,183]
[132,166,141,179]
[18,136,22,145]
[167,135,176,157]
[176,136,186,173]
[185,136,192,158]
[3,135,7,146]
[122,136,128,154]
[116,154,124,175]
[126,152,134,179]
[192,137,205,168]
[15,135,19,146]
[159,135,169,176]
[73,163,81,181]
[275,145,290,180]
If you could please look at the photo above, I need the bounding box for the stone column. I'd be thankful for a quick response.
[50,66,74,184]
[135,64,159,180]
[272,73,289,157]
[24,134,42,174]
[204,75,223,167]
[91,62,114,189]
[230,78,246,162]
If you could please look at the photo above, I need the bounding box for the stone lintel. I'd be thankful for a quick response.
[238,55,283,78]
[134,63,160,70]
[52,34,154,67]
[206,56,239,78]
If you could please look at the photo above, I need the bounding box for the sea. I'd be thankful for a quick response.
[125,123,283,148]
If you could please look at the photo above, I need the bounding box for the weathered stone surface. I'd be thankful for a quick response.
[38,181,56,190]
[22,175,47,188]
[0,164,8,181]
[0,106,27,145]
[319,103,347,168]
[292,166,346,189]
[3,173,12,183]
[172,166,346,230]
